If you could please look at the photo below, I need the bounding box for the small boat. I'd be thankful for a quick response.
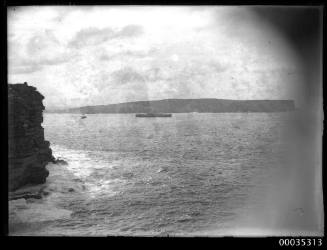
[81,115,87,119]
[136,113,172,118]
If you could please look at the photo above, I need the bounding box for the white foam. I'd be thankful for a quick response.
[46,145,125,200]
[9,198,28,209]
[9,199,72,224]
[9,145,125,226]
[50,145,114,179]
[85,178,125,198]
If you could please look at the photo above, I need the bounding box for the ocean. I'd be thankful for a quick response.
[9,112,320,236]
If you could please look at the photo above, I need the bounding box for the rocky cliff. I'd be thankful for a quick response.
[8,82,54,191]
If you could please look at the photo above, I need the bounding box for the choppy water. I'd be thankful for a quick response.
[9,112,309,236]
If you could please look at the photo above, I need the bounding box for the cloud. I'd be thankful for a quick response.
[209,60,229,73]
[118,25,144,38]
[51,8,74,23]
[8,7,303,109]
[69,25,144,48]
[11,64,43,74]
[26,30,60,55]
[99,48,156,61]
[144,58,228,84]
[99,54,111,61]
[8,30,70,75]
[111,67,147,85]
[38,57,70,66]
[9,56,70,75]
[68,27,114,48]
[19,56,70,66]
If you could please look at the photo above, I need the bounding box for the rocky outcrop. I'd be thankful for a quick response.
[8,82,54,192]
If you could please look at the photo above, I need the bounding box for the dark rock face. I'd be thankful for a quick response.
[8,83,54,191]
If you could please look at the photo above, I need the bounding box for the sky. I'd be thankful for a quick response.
[8,6,304,110]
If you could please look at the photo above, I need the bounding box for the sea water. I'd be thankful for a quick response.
[9,112,319,236]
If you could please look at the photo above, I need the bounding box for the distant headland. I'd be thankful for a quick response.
[46,98,295,114]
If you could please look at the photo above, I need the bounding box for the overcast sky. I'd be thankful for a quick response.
[8,6,303,109]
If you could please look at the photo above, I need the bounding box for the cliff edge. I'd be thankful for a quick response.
[8,83,54,191]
